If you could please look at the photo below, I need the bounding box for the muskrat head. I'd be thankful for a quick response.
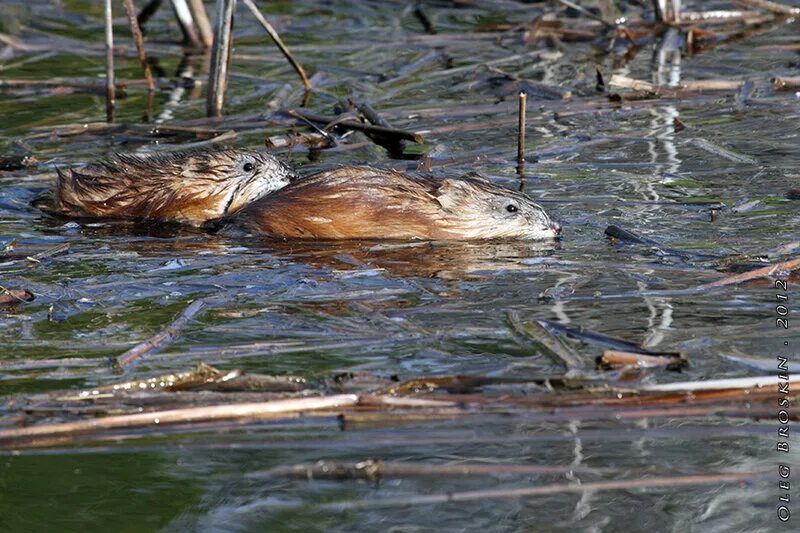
[435,175,561,240]
[184,149,298,217]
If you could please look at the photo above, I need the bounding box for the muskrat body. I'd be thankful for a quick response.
[222,166,560,240]
[33,149,297,225]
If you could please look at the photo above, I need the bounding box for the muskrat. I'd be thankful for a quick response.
[33,149,298,225]
[217,166,560,240]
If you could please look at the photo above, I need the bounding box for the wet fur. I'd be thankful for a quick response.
[228,166,557,240]
[34,149,295,225]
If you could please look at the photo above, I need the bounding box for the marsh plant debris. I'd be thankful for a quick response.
[0,0,799,530]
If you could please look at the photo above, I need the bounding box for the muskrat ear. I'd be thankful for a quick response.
[436,178,473,210]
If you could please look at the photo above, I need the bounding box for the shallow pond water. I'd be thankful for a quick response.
[1,1,799,531]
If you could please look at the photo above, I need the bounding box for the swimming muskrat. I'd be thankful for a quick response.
[33,149,297,225]
[216,166,560,240]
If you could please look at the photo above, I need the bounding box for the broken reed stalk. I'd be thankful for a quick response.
[116,299,206,368]
[207,0,236,117]
[170,0,202,48]
[103,0,115,122]
[187,0,214,48]
[241,0,312,91]
[122,0,155,92]
[321,471,768,510]
[517,91,526,177]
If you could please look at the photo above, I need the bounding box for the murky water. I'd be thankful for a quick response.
[1,1,799,531]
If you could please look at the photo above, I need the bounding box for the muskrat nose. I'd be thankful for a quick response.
[549,220,562,235]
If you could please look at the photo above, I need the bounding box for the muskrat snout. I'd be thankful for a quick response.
[549,220,562,236]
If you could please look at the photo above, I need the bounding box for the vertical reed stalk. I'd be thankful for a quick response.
[187,0,214,48]
[104,0,116,122]
[206,0,236,117]
[242,0,311,90]
[171,0,202,48]
[517,91,527,179]
[122,0,155,92]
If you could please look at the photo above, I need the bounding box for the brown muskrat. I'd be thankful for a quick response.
[33,149,297,225]
[217,166,560,240]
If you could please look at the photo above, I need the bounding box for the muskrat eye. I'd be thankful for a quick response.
[506,204,518,213]
[243,162,255,172]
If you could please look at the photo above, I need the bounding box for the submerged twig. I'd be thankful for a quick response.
[26,242,70,263]
[604,224,718,261]
[254,460,596,480]
[538,319,680,357]
[506,311,584,371]
[321,471,768,510]
[688,138,758,165]
[116,299,207,368]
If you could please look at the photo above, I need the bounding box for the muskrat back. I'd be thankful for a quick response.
[33,149,297,225]
[224,166,560,240]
